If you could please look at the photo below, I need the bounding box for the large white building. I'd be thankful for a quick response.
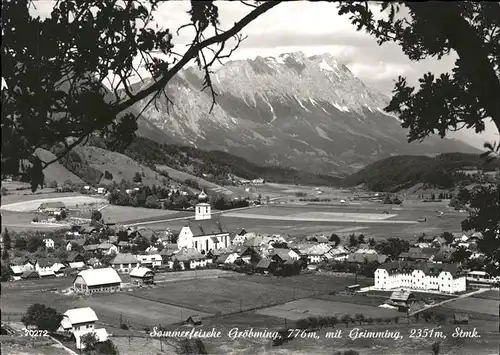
[177,192,231,253]
[374,261,466,294]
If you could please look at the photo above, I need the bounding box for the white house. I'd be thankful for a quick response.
[59,307,108,349]
[177,192,230,253]
[135,254,162,268]
[374,261,466,294]
[43,238,55,249]
[35,258,56,277]
[97,187,106,194]
[97,243,118,255]
[169,248,208,270]
[110,253,139,273]
[303,244,332,264]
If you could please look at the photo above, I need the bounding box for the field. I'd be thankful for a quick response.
[96,205,183,223]
[257,298,398,320]
[142,200,464,238]
[442,297,499,316]
[76,293,211,327]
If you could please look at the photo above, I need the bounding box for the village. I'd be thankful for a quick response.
[1,190,499,353]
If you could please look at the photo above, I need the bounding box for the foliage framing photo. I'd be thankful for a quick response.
[2,1,499,262]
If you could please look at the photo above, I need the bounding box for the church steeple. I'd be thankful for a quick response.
[195,191,211,220]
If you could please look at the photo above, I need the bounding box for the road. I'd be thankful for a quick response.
[409,288,491,316]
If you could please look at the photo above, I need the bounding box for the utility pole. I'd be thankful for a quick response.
[240,299,242,312]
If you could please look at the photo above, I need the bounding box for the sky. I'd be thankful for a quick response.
[28,0,499,148]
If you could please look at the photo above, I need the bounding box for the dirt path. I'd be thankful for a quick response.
[409,288,490,316]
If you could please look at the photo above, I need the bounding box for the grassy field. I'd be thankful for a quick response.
[0,337,69,355]
[257,298,398,320]
[76,293,211,327]
[470,290,499,301]
[97,205,183,223]
[442,297,499,316]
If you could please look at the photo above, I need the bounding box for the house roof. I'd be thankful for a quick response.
[172,248,205,262]
[22,270,39,278]
[390,289,414,302]
[66,252,83,263]
[379,261,463,277]
[400,247,439,260]
[110,253,139,265]
[186,315,202,323]
[98,242,115,250]
[347,253,381,263]
[37,258,56,268]
[129,267,154,278]
[256,258,272,269]
[83,244,99,251]
[71,237,87,246]
[187,219,228,237]
[137,229,156,240]
[75,267,122,286]
[64,307,98,325]
[39,201,66,209]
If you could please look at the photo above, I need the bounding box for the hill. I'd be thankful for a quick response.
[342,153,500,192]
[130,51,479,176]
[33,149,84,185]
[90,135,342,186]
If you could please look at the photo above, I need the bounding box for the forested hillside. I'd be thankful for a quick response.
[54,135,341,187]
[343,153,500,192]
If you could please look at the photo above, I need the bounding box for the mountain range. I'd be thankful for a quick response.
[131,51,479,176]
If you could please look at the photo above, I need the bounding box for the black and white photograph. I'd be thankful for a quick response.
[1,1,499,354]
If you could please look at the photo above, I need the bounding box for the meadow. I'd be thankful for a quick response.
[442,297,499,316]
[256,297,398,320]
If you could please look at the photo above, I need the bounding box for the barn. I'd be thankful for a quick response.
[390,289,416,312]
[73,268,122,294]
[129,267,154,285]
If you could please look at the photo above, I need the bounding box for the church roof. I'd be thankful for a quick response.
[188,219,228,237]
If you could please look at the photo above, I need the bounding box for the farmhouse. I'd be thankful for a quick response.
[59,307,108,350]
[66,237,87,251]
[135,254,162,268]
[170,248,208,270]
[185,315,202,326]
[10,261,34,279]
[97,242,118,255]
[374,261,466,293]
[110,253,139,273]
[177,192,231,253]
[303,244,332,264]
[73,267,122,294]
[37,201,66,213]
[129,267,155,285]
[35,258,56,277]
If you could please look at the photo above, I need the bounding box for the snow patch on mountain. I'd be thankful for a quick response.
[319,59,335,72]
[294,95,311,112]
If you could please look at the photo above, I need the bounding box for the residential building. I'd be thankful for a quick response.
[73,268,122,294]
[35,258,56,277]
[129,267,155,285]
[135,254,162,268]
[21,270,40,279]
[59,307,108,349]
[110,253,139,273]
[97,243,118,255]
[66,237,87,251]
[43,238,55,249]
[177,192,231,253]
[169,248,208,270]
[255,257,273,273]
[374,261,466,294]
[10,262,34,280]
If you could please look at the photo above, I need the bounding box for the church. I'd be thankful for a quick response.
[177,191,231,253]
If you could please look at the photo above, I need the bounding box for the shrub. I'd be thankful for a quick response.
[120,323,129,330]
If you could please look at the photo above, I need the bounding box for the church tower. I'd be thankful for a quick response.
[195,191,211,220]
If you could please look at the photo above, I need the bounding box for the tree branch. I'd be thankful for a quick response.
[111,0,282,116]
